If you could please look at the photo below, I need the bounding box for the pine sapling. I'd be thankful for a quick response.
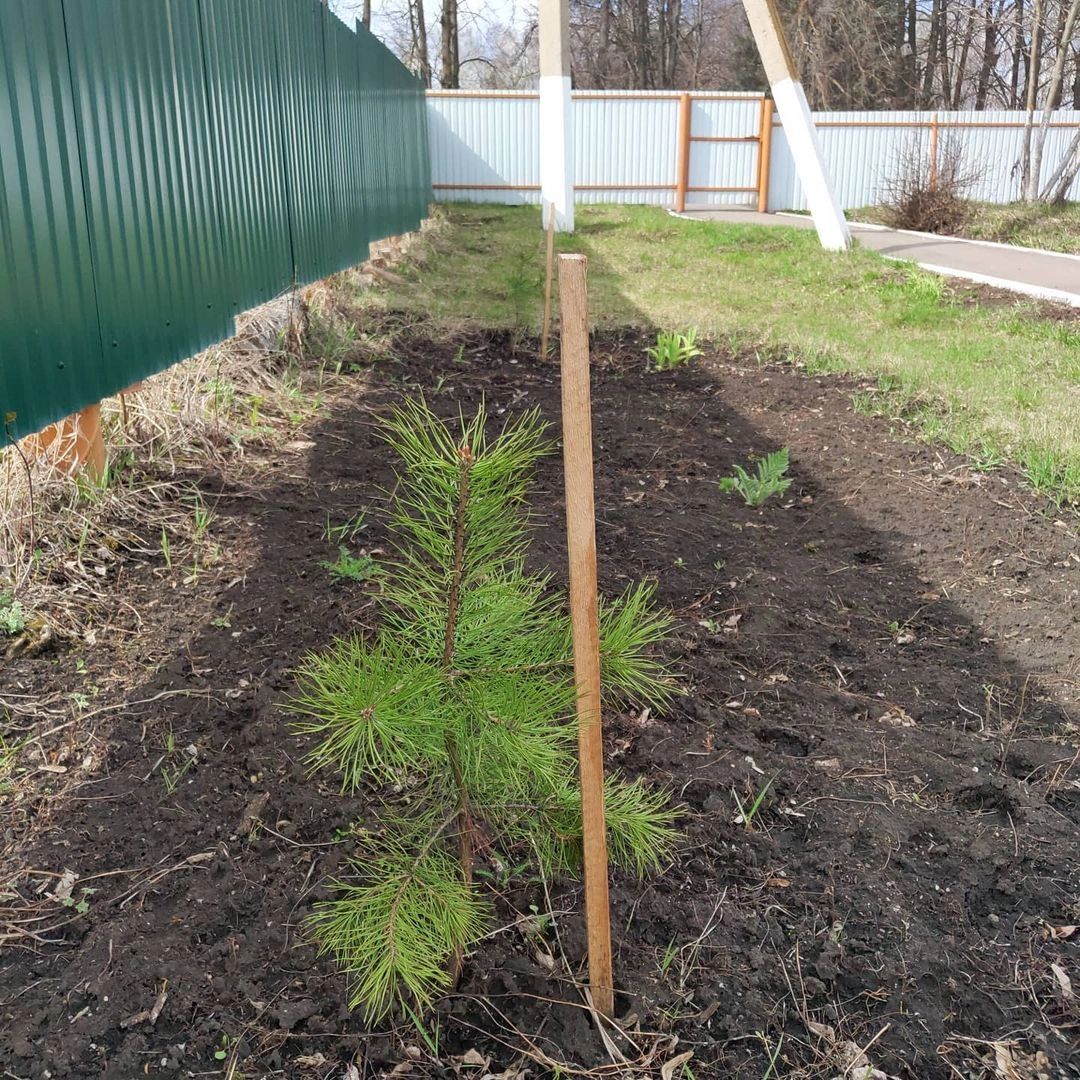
[289,400,678,1019]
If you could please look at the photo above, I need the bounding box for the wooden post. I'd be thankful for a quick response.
[540,203,557,361]
[740,0,850,250]
[25,403,106,481]
[756,98,775,213]
[674,92,692,213]
[929,112,940,189]
[558,253,614,1020]
[74,404,106,480]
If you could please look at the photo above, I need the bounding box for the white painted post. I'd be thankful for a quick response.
[741,0,850,252]
[539,0,574,232]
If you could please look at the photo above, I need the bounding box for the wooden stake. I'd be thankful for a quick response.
[557,253,614,1020]
[756,98,775,213]
[674,92,692,213]
[75,403,106,481]
[539,203,557,361]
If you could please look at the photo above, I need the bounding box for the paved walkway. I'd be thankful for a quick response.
[677,208,1080,308]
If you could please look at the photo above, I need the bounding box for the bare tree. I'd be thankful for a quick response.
[1026,0,1080,195]
[441,0,461,88]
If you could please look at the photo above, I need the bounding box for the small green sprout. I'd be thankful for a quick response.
[647,328,702,371]
[718,448,793,507]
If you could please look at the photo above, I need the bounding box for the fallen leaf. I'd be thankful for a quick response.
[806,1019,836,1044]
[1045,924,1077,941]
[814,758,842,771]
[51,869,78,903]
[991,1041,1021,1080]
[1050,962,1073,1000]
[765,877,791,888]
[294,1054,328,1069]
[660,1050,694,1080]
[878,708,916,728]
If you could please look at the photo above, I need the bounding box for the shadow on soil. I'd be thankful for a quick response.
[2,324,1078,1080]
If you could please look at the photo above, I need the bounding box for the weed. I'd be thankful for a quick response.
[401,1001,440,1057]
[0,590,27,636]
[0,733,20,793]
[192,503,214,543]
[59,888,94,916]
[647,328,702,371]
[732,773,776,831]
[158,726,197,794]
[323,511,368,546]
[719,448,793,507]
[210,605,234,629]
[321,547,380,582]
[759,1033,784,1079]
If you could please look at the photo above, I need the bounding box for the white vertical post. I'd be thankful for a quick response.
[741,0,850,251]
[539,0,574,232]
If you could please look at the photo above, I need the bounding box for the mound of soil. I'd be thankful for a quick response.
[2,331,1077,1079]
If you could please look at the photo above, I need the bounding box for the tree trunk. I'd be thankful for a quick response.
[598,0,611,88]
[1010,0,1026,107]
[951,0,979,107]
[1019,0,1044,198]
[1041,125,1080,200]
[440,0,459,89]
[413,0,432,88]
[921,0,944,105]
[1028,0,1080,198]
[975,0,997,108]
[362,0,371,29]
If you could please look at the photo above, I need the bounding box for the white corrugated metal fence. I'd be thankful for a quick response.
[427,90,1080,210]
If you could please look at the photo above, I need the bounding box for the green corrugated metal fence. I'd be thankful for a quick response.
[0,0,430,440]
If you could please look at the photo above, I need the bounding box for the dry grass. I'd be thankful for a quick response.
[0,285,369,650]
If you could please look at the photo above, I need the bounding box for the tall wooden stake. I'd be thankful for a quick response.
[558,253,614,1019]
[539,203,557,361]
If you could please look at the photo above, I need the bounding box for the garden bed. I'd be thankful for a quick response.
[2,330,1077,1079]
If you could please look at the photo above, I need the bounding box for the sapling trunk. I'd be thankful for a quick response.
[443,443,475,975]
[289,400,680,1020]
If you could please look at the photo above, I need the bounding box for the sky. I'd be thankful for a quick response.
[331,0,525,37]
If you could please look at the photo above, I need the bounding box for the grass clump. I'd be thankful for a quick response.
[290,399,678,1020]
[719,448,793,507]
[647,328,703,371]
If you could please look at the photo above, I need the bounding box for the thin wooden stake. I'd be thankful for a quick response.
[674,92,692,213]
[558,253,614,1020]
[539,202,557,360]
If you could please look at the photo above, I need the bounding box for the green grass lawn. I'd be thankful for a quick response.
[361,203,1080,504]
[853,199,1080,254]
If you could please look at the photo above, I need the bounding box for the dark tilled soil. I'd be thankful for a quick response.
[2,332,1078,1080]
